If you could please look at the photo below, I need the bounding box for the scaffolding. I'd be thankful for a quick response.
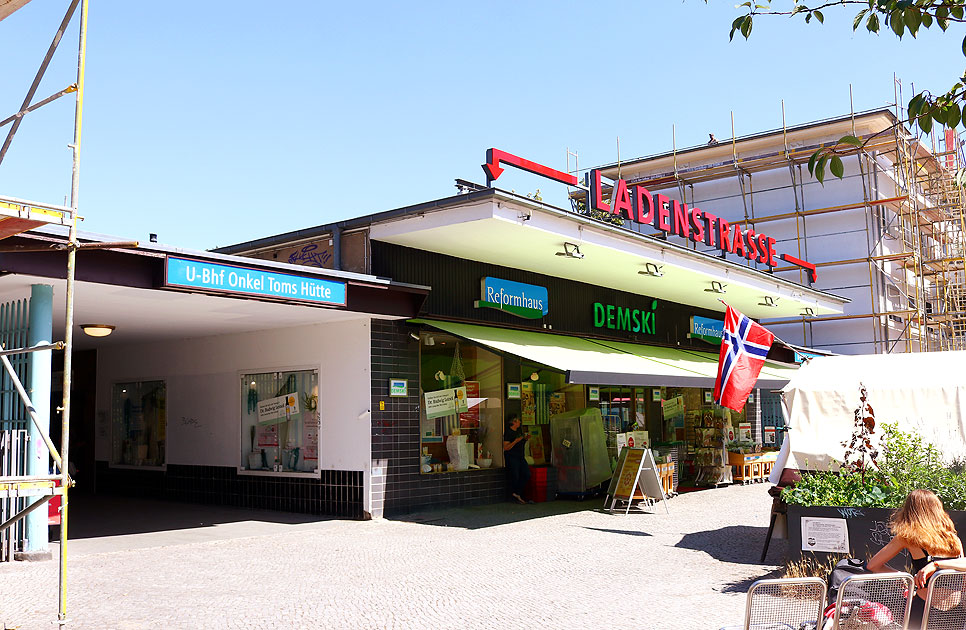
[584,101,966,355]
[0,0,88,627]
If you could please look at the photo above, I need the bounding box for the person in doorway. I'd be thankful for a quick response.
[867,489,964,628]
[503,415,531,505]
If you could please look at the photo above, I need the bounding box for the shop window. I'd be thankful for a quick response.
[518,364,581,466]
[419,332,503,473]
[111,380,166,467]
[241,369,319,473]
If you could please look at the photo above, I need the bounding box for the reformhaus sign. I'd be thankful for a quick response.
[165,256,347,306]
[474,277,548,319]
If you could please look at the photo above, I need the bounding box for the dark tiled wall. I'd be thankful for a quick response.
[370,319,508,515]
[95,461,364,518]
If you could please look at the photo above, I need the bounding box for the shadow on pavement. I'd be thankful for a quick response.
[579,526,653,537]
[719,567,785,593]
[675,524,777,565]
[64,493,329,540]
[391,498,599,529]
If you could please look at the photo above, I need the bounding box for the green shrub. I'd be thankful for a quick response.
[782,423,966,510]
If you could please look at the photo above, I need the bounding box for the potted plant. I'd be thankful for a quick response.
[783,384,966,561]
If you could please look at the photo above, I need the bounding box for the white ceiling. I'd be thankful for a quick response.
[0,274,368,351]
[370,196,848,319]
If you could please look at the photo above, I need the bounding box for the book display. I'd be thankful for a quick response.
[685,407,733,487]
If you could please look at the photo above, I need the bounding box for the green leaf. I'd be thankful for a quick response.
[904,8,920,37]
[921,112,933,133]
[807,149,821,174]
[953,5,965,20]
[854,9,869,30]
[814,156,827,184]
[948,102,962,129]
[730,16,744,41]
[868,12,880,33]
[839,135,864,147]
[934,105,948,127]
[907,94,923,118]
[921,13,932,28]
[830,155,845,179]
[891,9,905,37]
[814,9,824,23]
[741,14,753,38]
[962,33,966,58]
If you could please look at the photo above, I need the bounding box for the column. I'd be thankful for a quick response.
[25,283,53,553]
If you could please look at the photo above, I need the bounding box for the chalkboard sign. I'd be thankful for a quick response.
[603,447,670,515]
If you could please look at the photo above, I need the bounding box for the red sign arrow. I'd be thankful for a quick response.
[780,253,818,283]
[483,148,579,187]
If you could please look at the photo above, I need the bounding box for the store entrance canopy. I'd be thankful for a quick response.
[413,319,796,389]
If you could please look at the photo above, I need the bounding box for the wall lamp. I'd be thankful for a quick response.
[638,262,664,278]
[758,296,779,308]
[80,324,115,337]
[555,242,584,259]
[704,281,727,294]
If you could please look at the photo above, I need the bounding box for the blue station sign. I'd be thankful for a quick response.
[165,256,347,306]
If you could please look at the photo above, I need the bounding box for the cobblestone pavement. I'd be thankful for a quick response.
[0,483,787,630]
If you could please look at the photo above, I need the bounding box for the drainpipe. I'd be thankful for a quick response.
[331,225,342,271]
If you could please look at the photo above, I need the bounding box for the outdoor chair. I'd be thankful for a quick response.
[719,576,826,630]
[829,572,913,630]
[922,569,966,630]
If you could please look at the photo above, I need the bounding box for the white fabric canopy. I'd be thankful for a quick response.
[772,350,966,480]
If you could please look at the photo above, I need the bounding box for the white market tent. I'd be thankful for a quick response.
[771,350,966,479]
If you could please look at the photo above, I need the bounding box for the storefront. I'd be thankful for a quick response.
[0,227,428,520]
[0,165,846,521]
[220,181,848,515]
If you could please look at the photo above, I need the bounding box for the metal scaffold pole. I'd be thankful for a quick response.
[59,0,89,624]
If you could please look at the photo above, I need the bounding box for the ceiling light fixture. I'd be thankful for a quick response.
[638,262,664,278]
[555,242,584,259]
[80,324,115,338]
[704,281,727,294]
[758,296,779,308]
[530,371,539,381]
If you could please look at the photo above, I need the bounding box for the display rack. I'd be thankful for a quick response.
[685,408,732,487]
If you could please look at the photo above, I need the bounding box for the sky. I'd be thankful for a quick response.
[0,1,963,251]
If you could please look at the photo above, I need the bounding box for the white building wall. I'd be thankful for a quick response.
[619,150,924,354]
[94,318,372,477]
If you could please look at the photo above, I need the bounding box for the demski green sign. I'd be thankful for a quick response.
[593,300,658,334]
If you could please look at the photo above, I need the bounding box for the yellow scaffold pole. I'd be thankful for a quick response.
[60,0,89,625]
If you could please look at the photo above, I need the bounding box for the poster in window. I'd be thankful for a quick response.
[527,427,545,465]
[459,381,480,428]
[258,393,300,425]
[549,392,566,417]
[521,381,536,425]
[302,413,319,461]
[424,387,469,420]
[257,423,278,447]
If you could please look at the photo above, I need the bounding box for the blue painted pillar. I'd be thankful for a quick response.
[25,284,53,552]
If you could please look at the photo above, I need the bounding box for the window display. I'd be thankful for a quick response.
[240,369,319,473]
[419,332,503,473]
[111,380,166,467]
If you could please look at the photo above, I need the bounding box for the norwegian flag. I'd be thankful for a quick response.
[713,304,775,411]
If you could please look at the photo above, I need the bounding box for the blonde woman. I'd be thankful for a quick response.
[867,489,964,627]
